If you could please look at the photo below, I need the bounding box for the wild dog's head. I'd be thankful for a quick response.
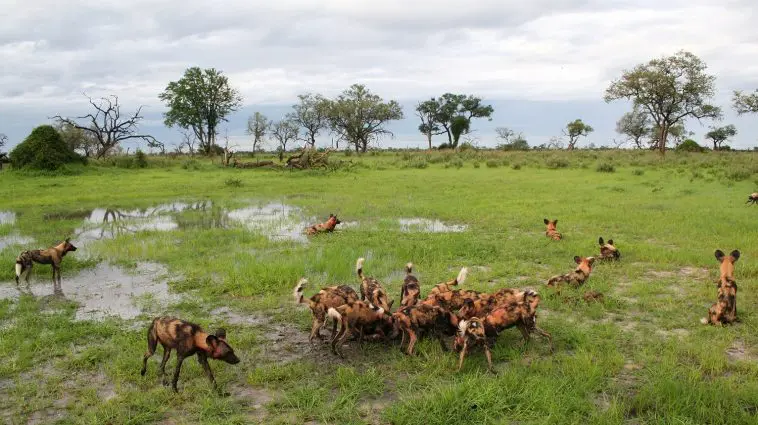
[714,249,740,280]
[543,218,558,232]
[573,256,595,274]
[598,237,620,259]
[207,328,240,364]
[327,213,341,226]
[63,238,77,253]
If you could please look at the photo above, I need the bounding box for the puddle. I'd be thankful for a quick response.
[0,262,181,321]
[398,218,467,233]
[0,211,15,225]
[228,202,314,243]
[0,233,34,251]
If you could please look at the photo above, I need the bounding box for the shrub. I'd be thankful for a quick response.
[10,125,83,170]
[404,159,428,169]
[135,150,148,168]
[511,163,522,170]
[473,161,481,168]
[225,178,243,187]
[632,169,645,176]
[181,159,201,170]
[486,160,499,168]
[676,139,705,152]
[596,162,615,173]
[545,156,569,169]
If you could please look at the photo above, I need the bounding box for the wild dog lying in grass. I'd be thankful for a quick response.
[391,303,459,356]
[293,278,360,343]
[546,256,595,287]
[140,316,240,393]
[746,193,758,205]
[597,237,621,260]
[544,218,562,241]
[327,301,392,357]
[427,267,468,297]
[356,257,394,312]
[15,238,77,291]
[305,213,342,235]
[702,249,740,326]
[400,262,421,307]
[454,318,493,372]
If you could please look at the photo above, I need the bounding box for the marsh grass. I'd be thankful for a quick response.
[0,150,757,424]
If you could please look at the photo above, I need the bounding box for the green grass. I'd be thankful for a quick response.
[0,149,757,424]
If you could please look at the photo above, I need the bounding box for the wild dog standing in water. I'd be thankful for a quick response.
[597,237,621,260]
[15,238,77,292]
[454,318,493,372]
[305,213,342,236]
[140,316,240,393]
[327,301,392,357]
[746,193,758,205]
[391,303,459,355]
[356,257,394,312]
[702,249,740,326]
[546,256,595,288]
[293,278,360,343]
[544,219,562,241]
[400,262,421,307]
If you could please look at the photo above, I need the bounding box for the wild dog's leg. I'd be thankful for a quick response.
[358,326,364,346]
[517,323,531,349]
[141,324,159,377]
[25,263,32,284]
[406,329,418,355]
[171,354,186,392]
[532,326,554,352]
[309,316,325,344]
[159,347,172,384]
[484,343,494,373]
[457,340,469,371]
[437,332,449,352]
[330,320,338,340]
[400,329,407,349]
[331,318,348,357]
[335,320,351,358]
[197,353,218,390]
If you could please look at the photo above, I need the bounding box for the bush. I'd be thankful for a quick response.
[511,163,522,170]
[10,125,83,170]
[596,162,615,173]
[182,159,201,170]
[486,160,500,168]
[676,139,705,152]
[545,156,569,169]
[135,150,148,168]
[224,178,242,187]
[632,169,644,176]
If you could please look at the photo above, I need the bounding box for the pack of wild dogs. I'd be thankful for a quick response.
[10,211,745,392]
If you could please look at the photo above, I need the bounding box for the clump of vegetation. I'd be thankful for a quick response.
[632,169,645,176]
[135,150,148,168]
[9,125,84,170]
[545,156,570,169]
[224,178,243,187]
[181,159,201,170]
[676,139,706,152]
[512,163,522,170]
[596,162,616,173]
[486,160,499,168]
[404,158,428,169]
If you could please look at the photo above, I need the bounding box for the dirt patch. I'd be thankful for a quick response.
[645,270,676,279]
[229,383,278,421]
[398,218,467,233]
[679,267,709,278]
[726,340,756,362]
[358,393,397,423]
[211,306,268,326]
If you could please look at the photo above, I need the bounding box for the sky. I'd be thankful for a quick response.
[1,0,758,152]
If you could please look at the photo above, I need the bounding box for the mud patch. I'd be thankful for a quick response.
[398,218,467,233]
[0,262,181,321]
[358,393,397,423]
[211,306,268,326]
[679,267,709,278]
[0,233,34,251]
[726,340,756,363]
[229,384,278,420]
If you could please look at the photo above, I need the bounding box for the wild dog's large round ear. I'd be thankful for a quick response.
[543,218,549,225]
[607,239,614,246]
[206,334,219,349]
[587,257,596,265]
[215,328,227,339]
[715,249,725,262]
[731,250,741,262]
[598,237,604,245]
[65,237,70,243]
[573,256,581,264]
[388,299,394,309]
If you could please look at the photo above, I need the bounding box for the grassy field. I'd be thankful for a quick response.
[0,149,757,424]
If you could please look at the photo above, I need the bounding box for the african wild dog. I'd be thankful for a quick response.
[746,193,758,205]
[15,238,77,291]
[391,303,459,356]
[140,316,240,393]
[454,318,493,372]
[427,267,468,297]
[702,249,740,326]
[546,256,596,287]
[356,257,394,312]
[598,237,621,260]
[305,213,342,235]
[327,301,392,357]
[293,278,360,343]
[544,218,562,241]
[400,262,421,307]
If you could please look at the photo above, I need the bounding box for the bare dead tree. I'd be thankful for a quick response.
[179,130,197,156]
[221,130,238,167]
[51,93,158,158]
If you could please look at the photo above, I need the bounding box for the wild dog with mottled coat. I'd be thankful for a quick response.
[140,316,240,393]
[327,301,392,357]
[15,238,77,291]
[746,193,758,205]
[702,249,740,326]
[305,214,342,235]
[544,219,562,241]
[454,318,493,372]
[597,237,621,260]
[400,263,421,307]
[391,303,459,355]
[546,256,595,287]
[427,267,468,297]
[293,278,360,343]
[356,258,394,312]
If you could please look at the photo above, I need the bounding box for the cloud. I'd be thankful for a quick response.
[1,0,758,148]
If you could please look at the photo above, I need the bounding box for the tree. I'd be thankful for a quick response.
[433,94,494,148]
[649,123,689,149]
[324,84,404,153]
[733,89,758,115]
[449,116,470,147]
[705,124,737,150]
[54,121,98,157]
[9,125,82,170]
[159,67,243,156]
[615,107,651,149]
[563,119,594,150]
[495,127,529,150]
[270,118,299,161]
[288,93,329,148]
[0,133,7,153]
[51,94,158,158]
[178,130,197,155]
[246,112,270,157]
[415,99,445,149]
[604,50,721,155]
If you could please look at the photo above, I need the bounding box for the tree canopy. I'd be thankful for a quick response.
[705,124,737,150]
[287,93,329,148]
[563,119,594,150]
[732,89,758,115]
[10,125,83,170]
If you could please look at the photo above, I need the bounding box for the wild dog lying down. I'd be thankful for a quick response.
[15,238,77,290]
[140,316,240,393]
[746,193,758,205]
[702,249,740,326]
[305,214,342,235]
[327,301,393,357]
[399,262,421,307]
[356,258,394,312]
[546,256,595,287]
[544,218,562,241]
[454,318,493,372]
[427,267,468,297]
[597,237,621,260]
[391,303,459,355]
[293,278,360,343]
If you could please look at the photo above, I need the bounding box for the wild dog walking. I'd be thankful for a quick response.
[544,219,562,241]
[15,238,77,292]
[702,249,740,326]
[293,278,360,343]
[356,258,394,312]
[746,193,758,205]
[546,256,595,287]
[305,214,342,235]
[454,318,493,372]
[476,290,553,351]
[597,237,621,260]
[140,316,240,393]
[327,301,392,357]
[391,303,459,356]
[400,263,421,307]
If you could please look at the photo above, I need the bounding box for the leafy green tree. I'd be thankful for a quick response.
[246,112,270,157]
[604,50,721,155]
[705,124,737,150]
[733,89,758,115]
[323,84,404,153]
[415,99,445,149]
[495,127,529,150]
[563,119,594,150]
[270,118,300,161]
[159,67,243,155]
[287,93,329,148]
[10,125,82,170]
[615,107,651,149]
[432,94,494,148]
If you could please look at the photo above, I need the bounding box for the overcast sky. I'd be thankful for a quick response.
[2,0,758,151]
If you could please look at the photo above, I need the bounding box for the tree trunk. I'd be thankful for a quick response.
[310,134,317,149]
[658,125,668,156]
[426,131,432,150]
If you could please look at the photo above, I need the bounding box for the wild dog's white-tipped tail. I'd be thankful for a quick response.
[405,262,413,274]
[15,263,22,278]
[327,307,342,321]
[700,317,708,325]
[376,307,385,316]
[458,319,469,337]
[293,278,308,304]
[455,267,468,285]
[356,257,365,273]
